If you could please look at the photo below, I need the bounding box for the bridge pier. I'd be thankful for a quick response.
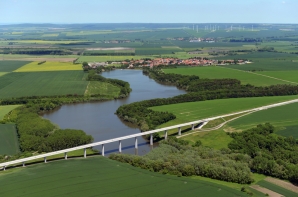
[164,130,168,140]
[3,166,5,171]
[22,162,25,167]
[65,152,68,160]
[102,144,105,156]
[191,124,195,130]
[150,134,153,145]
[119,140,122,153]
[135,137,138,149]
[84,148,87,158]
[44,157,47,163]
[178,127,181,136]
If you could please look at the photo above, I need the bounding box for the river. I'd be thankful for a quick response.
[42,70,186,155]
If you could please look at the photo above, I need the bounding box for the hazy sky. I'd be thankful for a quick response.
[1,0,297,24]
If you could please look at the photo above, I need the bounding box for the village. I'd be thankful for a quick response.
[87,57,251,69]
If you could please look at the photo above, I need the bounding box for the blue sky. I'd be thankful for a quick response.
[1,0,297,24]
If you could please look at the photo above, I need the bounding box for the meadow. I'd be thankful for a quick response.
[0,124,19,155]
[0,71,88,98]
[225,102,298,137]
[0,105,20,120]
[0,61,30,72]
[14,62,83,72]
[163,66,290,86]
[84,81,120,98]
[0,157,248,197]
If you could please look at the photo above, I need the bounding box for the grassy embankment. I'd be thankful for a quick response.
[0,157,250,197]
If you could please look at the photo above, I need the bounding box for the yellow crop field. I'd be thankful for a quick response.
[0,72,8,77]
[41,34,59,37]
[14,62,82,72]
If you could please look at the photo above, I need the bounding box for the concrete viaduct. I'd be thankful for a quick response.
[1,99,298,171]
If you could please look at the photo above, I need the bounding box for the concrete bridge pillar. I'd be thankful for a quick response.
[3,166,5,171]
[178,127,181,136]
[102,144,105,156]
[164,130,168,140]
[191,124,195,130]
[84,148,87,158]
[150,134,153,145]
[64,152,68,160]
[119,140,122,153]
[22,162,25,167]
[44,157,47,163]
[135,137,138,149]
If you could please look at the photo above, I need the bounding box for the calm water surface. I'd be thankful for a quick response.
[43,70,186,155]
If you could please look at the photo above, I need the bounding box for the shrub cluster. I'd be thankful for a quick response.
[228,123,298,182]
[109,137,253,184]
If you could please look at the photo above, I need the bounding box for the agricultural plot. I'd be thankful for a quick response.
[14,62,82,72]
[163,66,289,86]
[0,105,20,120]
[257,71,298,83]
[85,81,120,97]
[257,180,298,197]
[225,102,298,137]
[76,55,152,63]
[218,52,298,71]
[0,71,88,99]
[0,157,247,197]
[150,95,298,128]
[0,61,30,72]
[0,124,19,155]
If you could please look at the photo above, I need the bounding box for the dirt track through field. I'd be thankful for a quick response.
[265,177,298,194]
[250,185,284,197]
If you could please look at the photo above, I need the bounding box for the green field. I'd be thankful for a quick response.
[0,61,30,72]
[0,71,88,98]
[218,52,298,71]
[182,129,233,149]
[85,81,120,97]
[0,105,20,120]
[163,66,289,86]
[151,95,298,128]
[225,102,298,137]
[14,62,83,72]
[0,124,19,155]
[258,71,298,83]
[257,180,298,197]
[0,157,248,197]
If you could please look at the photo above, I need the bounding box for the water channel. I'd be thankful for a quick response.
[42,70,186,155]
